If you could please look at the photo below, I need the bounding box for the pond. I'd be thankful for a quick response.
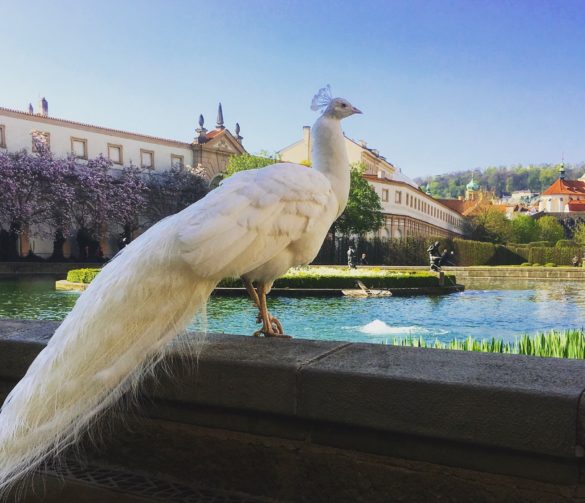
[1,276,584,345]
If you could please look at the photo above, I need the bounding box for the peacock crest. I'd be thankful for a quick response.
[310,85,332,112]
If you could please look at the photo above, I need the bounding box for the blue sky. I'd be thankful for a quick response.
[2,0,584,178]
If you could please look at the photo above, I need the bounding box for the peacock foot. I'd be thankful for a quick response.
[253,314,290,338]
[253,328,291,338]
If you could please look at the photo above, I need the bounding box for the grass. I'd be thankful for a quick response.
[394,329,585,359]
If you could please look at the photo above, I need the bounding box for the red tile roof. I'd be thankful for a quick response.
[542,179,585,196]
[567,201,585,211]
[205,129,224,139]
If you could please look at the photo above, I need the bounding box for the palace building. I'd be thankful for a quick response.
[0,99,246,184]
[0,99,246,258]
[278,127,464,238]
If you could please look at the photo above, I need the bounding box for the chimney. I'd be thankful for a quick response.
[359,140,367,148]
[39,97,48,117]
[303,126,311,160]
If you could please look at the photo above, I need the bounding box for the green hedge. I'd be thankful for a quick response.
[66,268,101,283]
[220,271,455,289]
[453,239,495,266]
[555,239,576,248]
[452,239,583,266]
[528,246,581,266]
[69,267,454,289]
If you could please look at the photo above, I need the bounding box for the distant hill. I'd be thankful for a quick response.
[415,163,585,199]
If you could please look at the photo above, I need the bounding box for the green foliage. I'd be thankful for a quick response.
[220,267,453,289]
[528,246,581,266]
[335,163,384,237]
[469,207,512,243]
[67,268,101,283]
[394,329,585,359]
[510,215,539,244]
[453,239,495,266]
[555,239,576,248]
[225,151,276,177]
[536,216,565,243]
[573,223,585,246]
[416,163,585,198]
[520,262,531,266]
[544,263,556,267]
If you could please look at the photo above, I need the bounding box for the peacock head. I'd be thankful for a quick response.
[325,98,362,119]
[311,85,362,120]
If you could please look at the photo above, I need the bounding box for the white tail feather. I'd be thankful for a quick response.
[0,217,217,494]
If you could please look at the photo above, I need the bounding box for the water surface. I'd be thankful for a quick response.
[1,276,584,344]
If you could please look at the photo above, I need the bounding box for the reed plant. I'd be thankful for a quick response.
[394,329,585,359]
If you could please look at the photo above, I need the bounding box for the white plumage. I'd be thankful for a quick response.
[0,88,361,494]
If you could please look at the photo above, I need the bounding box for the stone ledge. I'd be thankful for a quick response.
[2,319,585,498]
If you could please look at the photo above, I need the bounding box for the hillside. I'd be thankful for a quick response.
[415,163,585,199]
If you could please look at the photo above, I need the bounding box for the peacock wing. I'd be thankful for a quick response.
[177,163,334,278]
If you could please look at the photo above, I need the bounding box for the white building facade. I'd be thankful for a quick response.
[0,100,245,182]
[278,127,464,238]
[0,100,246,258]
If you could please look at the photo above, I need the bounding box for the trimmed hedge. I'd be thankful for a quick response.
[528,246,581,266]
[453,239,495,266]
[68,267,455,289]
[221,270,455,289]
[66,268,101,283]
[555,239,576,248]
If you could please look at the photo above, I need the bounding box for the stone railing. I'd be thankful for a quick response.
[1,319,585,501]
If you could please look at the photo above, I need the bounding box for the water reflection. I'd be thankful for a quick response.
[1,276,584,345]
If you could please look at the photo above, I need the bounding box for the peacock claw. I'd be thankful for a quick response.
[253,329,291,338]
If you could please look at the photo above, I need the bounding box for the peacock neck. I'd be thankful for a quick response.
[311,115,351,218]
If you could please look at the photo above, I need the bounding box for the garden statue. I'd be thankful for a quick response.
[347,246,356,268]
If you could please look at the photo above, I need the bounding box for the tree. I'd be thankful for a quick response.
[537,216,565,243]
[573,222,585,246]
[334,163,384,237]
[510,214,539,244]
[0,140,71,258]
[225,151,277,177]
[144,166,209,226]
[470,207,512,243]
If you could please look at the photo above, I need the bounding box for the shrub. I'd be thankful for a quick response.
[555,239,576,248]
[532,263,541,267]
[220,268,456,289]
[453,239,495,266]
[544,262,556,267]
[67,268,101,283]
[520,262,531,266]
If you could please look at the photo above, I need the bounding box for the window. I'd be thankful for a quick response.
[171,154,184,169]
[140,149,154,169]
[395,191,402,204]
[31,131,50,152]
[381,189,389,202]
[0,125,5,148]
[406,193,409,205]
[108,144,123,165]
[71,137,88,159]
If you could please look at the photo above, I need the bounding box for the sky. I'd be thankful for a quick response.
[1,0,584,178]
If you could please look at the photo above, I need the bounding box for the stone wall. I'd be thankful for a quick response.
[1,320,585,501]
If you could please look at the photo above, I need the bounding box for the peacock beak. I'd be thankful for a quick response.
[351,106,362,114]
